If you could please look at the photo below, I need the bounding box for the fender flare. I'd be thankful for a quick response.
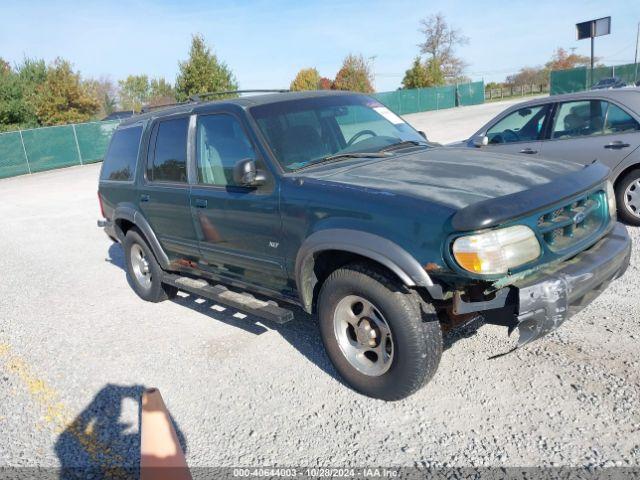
[294,229,440,313]
[112,205,171,269]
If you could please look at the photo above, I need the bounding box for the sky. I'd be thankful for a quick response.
[2,0,640,92]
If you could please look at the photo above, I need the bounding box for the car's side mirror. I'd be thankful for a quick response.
[418,131,428,140]
[472,135,489,147]
[233,158,266,187]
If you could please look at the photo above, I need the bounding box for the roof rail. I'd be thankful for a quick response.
[188,89,289,102]
[139,101,194,114]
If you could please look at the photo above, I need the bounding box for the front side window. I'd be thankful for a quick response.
[604,103,640,134]
[551,100,607,139]
[249,94,426,172]
[100,126,142,181]
[486,105,549,144]
[196,114,255,186]
[147,117,189,183]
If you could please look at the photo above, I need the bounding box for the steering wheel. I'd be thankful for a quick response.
[501,129,520,143]
[347,129,377,146]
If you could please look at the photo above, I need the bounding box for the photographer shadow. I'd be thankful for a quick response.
[55,383,187,480]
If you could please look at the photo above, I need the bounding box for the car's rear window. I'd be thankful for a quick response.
[100,126,143,181]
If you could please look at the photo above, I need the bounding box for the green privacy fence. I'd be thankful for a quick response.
[0,120,119,180]
[550,63,640,95]
[373,81,485,115]
[0,83,485,180]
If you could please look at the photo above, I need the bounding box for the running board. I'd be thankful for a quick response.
[162,274,294,324]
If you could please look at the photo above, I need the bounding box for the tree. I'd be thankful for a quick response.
[84,76,117,116]
[418,13,468,83]
[0,58,47,131]
[545,47,594,71]
[318,77,333,90]
[290,68,320,91]
[148,78,176,107]
[332,54,374,93]
[505,66,548,87]
[118,75,150,111]
[32,58,98,125]
[175,34,237,101]
[402,57,430,89]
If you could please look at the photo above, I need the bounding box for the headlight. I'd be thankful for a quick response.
[606,180,616,220]
[452,225,541,275]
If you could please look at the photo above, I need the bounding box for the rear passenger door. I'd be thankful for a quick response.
[482,104,551,156]
[137,115,200,261]
[189,110,288,293]
[540,99,640,169]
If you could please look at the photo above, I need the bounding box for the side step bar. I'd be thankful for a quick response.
[162,273,294,324]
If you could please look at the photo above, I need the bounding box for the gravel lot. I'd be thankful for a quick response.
[1,102,639,472]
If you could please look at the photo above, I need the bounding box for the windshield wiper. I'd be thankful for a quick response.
[378,140,428,152]
[295,151,391,171]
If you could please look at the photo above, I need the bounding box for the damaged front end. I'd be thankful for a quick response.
[450,223,631,347]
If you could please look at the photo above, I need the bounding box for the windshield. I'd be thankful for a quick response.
[249,94,427,172]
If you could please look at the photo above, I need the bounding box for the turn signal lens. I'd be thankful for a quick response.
[452,225,541,275]
[606,181,616,220]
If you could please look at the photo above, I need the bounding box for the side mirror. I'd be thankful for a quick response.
[233,158,266,187]
[472,135,488,148]
[418,131,428,140]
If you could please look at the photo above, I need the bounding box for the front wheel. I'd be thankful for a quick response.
[617,169,640,226]
[318,263,442,401]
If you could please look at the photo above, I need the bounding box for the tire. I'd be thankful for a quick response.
[317,262,442,401]
[616,169,640,226]
[123,229,177,302]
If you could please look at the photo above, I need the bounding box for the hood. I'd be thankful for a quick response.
[299,147,583,209]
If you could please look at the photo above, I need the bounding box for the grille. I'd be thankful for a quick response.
[536,191,605,252]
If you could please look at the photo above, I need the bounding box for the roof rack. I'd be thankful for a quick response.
[188,89,289,102]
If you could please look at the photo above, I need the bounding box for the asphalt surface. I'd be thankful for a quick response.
[1,103,639,471]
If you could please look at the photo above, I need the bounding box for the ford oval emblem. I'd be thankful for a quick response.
[574,212,586,224]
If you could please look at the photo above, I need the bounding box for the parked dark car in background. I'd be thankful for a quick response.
[452,89,640,225]
[101,110,135,121]
[592,77,627,90]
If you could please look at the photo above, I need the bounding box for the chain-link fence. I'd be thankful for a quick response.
[0,120,119,180]
[373,81,484,115]
[550,62,640,95]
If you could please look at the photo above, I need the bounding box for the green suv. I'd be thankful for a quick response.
[98,91,631,400]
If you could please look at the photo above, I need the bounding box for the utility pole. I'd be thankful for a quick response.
[635,21,639,84]
[590,35,595,85]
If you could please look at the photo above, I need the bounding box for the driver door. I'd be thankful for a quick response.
[481,104,552,157]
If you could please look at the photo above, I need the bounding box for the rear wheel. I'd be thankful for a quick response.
[123,229,177,302]
[616,169,640,226]
[318,263,442,401]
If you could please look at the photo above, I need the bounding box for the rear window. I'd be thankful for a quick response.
[100,126,142,181]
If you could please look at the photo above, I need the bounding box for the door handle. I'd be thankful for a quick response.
[194,198,208,208]
[140,194,150,202]
[604,141,630,149]
[519,148,537,154]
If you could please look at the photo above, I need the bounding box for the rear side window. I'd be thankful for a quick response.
[604,104,640,134]
[100,126,142,181]
[551,100,607,139]
[147,117,189,183]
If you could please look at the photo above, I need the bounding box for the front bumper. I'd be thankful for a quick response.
[452,223,632,346]
[512,222,631,345]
